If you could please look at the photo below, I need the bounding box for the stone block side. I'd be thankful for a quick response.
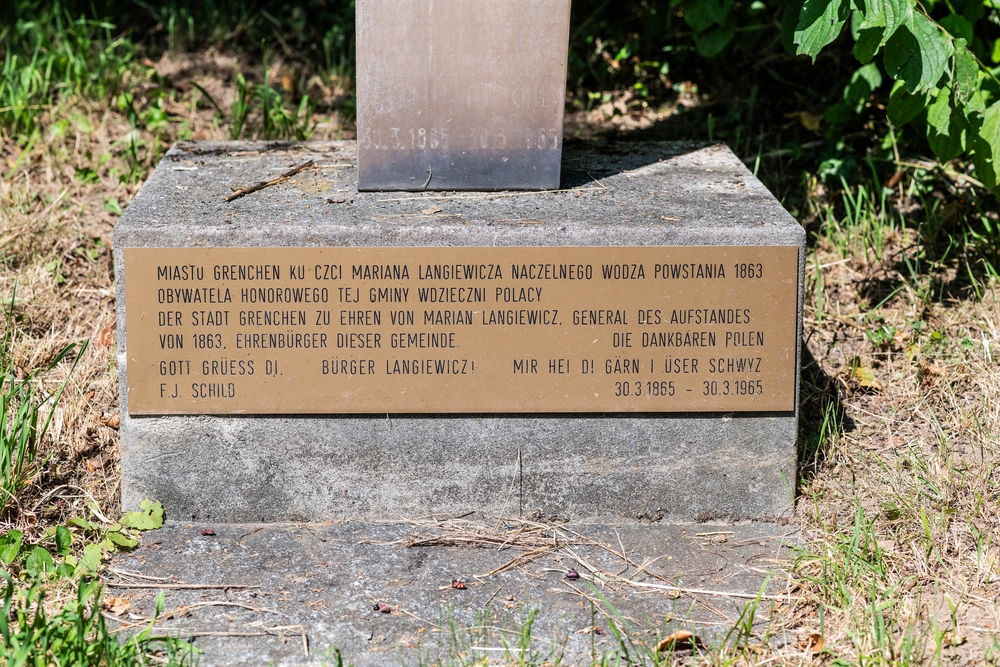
[115,140,804,523]
[119,414,796,522]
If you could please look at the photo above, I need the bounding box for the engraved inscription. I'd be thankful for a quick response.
[125,246,799,414]
[355,0,571,190]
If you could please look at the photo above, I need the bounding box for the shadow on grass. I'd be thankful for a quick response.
[797,343,854,487]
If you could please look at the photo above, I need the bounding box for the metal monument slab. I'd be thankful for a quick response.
[125,246,798,414]
[355,0,571,191]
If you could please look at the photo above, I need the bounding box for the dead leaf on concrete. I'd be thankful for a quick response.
[656,630,702,651]
[103,596,131,615]
[421,205,442,215]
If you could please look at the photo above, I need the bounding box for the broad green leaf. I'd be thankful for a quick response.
[693,15,737,57]
[971,102,1000,190]
[782,0,807,53]
[926,87,952,135]
[853,0,884,26]
[884,12,951,93]
[121,499,164,531]
[54,525,72,555]
[844,63,884,110]
[887,79,927,126]
[880,0,913,46]
[79,543,103,572]
[927,92,968,161]
[959,0,984,23]
[684,0,723,32]
[54,562,74,579]
[850,7,862,38]
[826,102,857,123]
[929,122,968,162]
[25,547,54,578]
[0,530,23,565]
[106,531,139,549]
[954,42,979,104]
[853,0,887,61]
[854,26,886,62]
[939,14,973,42]
[67,516,97,532]
[965,88,987,117]
[795,0,851,60]
[705,0,734,24]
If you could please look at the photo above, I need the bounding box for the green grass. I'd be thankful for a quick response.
[0,291,184,666]
[0,577,195,667]
[0,6,136,135]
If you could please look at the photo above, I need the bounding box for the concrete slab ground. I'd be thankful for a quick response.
[110,519,798,665]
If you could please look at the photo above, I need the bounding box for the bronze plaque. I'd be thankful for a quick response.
[124,246,799,415]
[355,0,571,191]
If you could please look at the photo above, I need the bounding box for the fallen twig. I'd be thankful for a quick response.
[148,625,307,656]
[163,601,278,617]
[477,546,553,578]
[107,567,172,582]
[224,160,314,202]
[482,586,503,609]
[628,579,796,601]
[104,582,259,590]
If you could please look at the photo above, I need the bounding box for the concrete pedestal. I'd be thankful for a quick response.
[114,140,804,523]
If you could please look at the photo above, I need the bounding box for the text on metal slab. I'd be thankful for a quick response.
[124,246,799,414]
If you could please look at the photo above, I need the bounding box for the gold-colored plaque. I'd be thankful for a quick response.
[124,246,798,414]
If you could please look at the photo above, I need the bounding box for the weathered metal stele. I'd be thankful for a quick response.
[355,0,572,191]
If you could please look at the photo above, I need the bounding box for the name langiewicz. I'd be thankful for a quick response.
[154,262,732,283]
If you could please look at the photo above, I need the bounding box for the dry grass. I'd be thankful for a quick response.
[0,93,216,536]
[781,231,1000,664]
[3,57,1000,664]
[0,54,354,538]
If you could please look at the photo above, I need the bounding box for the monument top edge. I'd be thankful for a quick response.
[114,139,804,242]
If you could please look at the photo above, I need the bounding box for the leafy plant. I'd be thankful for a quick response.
[788,0,1000,190]
[121,499,165,531]
[192,64,316,141]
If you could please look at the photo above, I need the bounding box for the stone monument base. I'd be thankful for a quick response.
[114,140,803,523]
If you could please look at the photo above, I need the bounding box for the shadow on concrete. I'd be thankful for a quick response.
[559,138,711,189]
